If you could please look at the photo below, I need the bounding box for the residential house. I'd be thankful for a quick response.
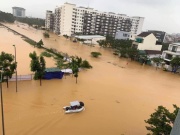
[132,32,162,51]
[162,43,180,71]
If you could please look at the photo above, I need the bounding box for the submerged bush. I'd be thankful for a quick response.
[43,32,49,38]
[81,60,92,69]
[91,52,102,58]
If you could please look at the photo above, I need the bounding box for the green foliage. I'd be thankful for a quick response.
[63,34,69,39]
[145,105,179,135]
[29,51,46,85]
[69,56,79,84]
[36,39,44,48]
[43,32,49,38]
[45,48,64,59]
[127,47,139,60]
[41,51,52,57]
[139,55,150,64]
[23,38,37,46]
[91,52,102,58]
[81,60,92,69]
[16,17,45,27]
[0,11,15,23]
[0,52,16,81]
[56,58,68,70]
[170,57,180,73]
[151,57,163,65]
[97,40,107,47]
[161,43,169,51]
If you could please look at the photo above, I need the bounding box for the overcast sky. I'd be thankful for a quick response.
[1,0,180,34]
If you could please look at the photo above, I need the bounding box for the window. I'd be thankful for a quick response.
[172,46,177,52]
[165,54,173,60]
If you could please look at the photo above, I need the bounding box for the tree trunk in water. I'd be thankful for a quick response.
[76,77,77,84]
[40,78,42,86]
[6,79,8,88]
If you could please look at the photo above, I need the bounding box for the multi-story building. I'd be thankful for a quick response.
[12,7,25,17]
[46,2,144,37]
[162,43,180,65]
[148,30,166,43]
[45,10,54,31]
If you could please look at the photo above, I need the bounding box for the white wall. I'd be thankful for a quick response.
[137,34,162,51]
[115,31,131,40]
[60,3,75,36]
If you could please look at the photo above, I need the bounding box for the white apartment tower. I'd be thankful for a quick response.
[46,2,144,37]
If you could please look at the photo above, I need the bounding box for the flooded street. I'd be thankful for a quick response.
[0,23,180,135]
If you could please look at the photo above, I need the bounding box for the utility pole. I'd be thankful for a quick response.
[13,45,17,92]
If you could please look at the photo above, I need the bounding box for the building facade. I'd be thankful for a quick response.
[45,10,54,31]
[46,2,144,37]
[132,32,162,51]
[148,30,166,43]
[115,30,135,40]
[162,43,180,66]
[12,7,25,17]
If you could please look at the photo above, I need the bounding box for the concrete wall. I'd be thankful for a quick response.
[115,31,131,40]
[136,34,162,51]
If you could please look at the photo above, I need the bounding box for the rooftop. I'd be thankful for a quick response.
[12,7,25,10]
[75,35,106,39]
[137,32,153,37]
[45,67,61,72]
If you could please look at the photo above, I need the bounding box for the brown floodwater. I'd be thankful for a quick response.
[0,23,180,135]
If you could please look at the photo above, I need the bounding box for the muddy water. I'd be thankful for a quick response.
[0,23,180,135]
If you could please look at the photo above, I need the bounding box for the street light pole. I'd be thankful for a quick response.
[0,69,5,135]
[13,45,17,92]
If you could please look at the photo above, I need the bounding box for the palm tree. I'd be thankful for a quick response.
[29,51,46,86]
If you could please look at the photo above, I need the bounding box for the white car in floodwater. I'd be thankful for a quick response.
[63,101,85,114]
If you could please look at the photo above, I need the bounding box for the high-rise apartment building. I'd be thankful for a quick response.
[45,10,54,31]
[12,7,25,17]
[45,2,144,37]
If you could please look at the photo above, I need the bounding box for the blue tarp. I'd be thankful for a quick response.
[43,71,64,80]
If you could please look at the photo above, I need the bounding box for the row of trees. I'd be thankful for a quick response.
[0,10,45,27]
[16,17,45,27]
[0,11,15,23]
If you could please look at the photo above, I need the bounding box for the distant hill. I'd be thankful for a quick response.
[0,11,15,23]
[0,10,45,27]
